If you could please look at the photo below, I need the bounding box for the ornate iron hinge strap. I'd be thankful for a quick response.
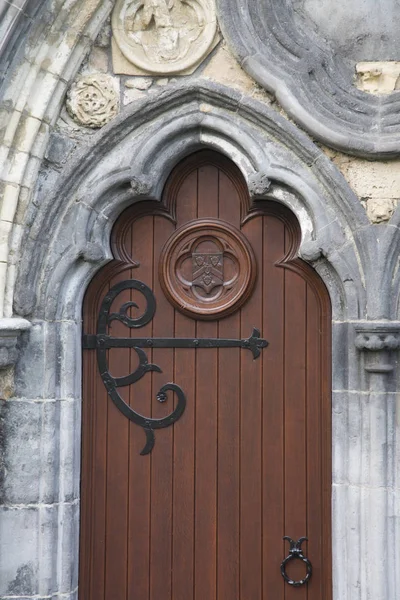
[83,279,268,455]
[280,536,312,587]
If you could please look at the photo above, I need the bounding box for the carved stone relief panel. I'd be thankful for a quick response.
[217,0,400,156]
[112,0,219,75]
[66,74,120,128]
[159,219,256,319]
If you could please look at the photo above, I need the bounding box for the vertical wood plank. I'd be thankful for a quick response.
[284,231,308,600]
[217,171,240,599]
[104,269,131,600]
[262,215,286,599]
[194,164,218,600]
[239,216,263,600]
[81,284,108,600]
[306,285,323,600]
[127,216,154,600]
[149,215,175,600]
[171,170,197,600]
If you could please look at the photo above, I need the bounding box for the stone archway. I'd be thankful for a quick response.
[1,82,399,600]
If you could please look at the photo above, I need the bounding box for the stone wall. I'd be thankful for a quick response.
[60,27,400,227]
[1,3,400,600]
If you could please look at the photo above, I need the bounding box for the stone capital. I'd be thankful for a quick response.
[354,322,400,352]
[0,318,31,369]
[354,321,400,375]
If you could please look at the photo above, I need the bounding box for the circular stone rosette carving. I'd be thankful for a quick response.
[159,219,257,320]
[66,74,119,129]
[112,0,218,75]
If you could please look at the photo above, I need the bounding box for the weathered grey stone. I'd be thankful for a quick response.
[296,0,400,62]
[217,0,400,156]
[123,87,145,105]
[0,507,39,596]
[44,132,76,168]
[247,172,271,199]
[125,77,152,90]
[58,501,80,593]
[1,400,46,504]
[78,242,106,264]
[2,78,400,600]
[14,321,57,399]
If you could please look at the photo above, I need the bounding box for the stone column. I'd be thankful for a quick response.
[333,321,400,600]
[0,319,80,600]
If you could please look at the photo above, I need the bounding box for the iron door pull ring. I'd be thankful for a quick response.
[281,536,312,587]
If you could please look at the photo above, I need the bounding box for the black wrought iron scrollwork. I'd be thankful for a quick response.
[83,279,268,455]
[280,536,312,587]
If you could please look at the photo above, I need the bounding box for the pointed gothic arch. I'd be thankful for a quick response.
[1,82,398,600]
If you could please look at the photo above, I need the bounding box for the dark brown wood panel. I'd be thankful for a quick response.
[171,169,197,600]
[80,150,332,600]
[194,163,218,600]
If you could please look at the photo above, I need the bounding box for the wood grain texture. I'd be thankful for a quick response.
[80,151,332,600]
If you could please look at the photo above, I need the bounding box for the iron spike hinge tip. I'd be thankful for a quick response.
[243,327,269,359]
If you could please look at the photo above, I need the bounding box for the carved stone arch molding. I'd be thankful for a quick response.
[217,0,400,156]
[2,82,399,600]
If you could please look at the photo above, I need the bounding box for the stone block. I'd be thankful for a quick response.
[0,399,57,504]
[58,320,81,400]
[363,198,396,223]
[13,114,42,154]
[202,44,257,93]
[2,108,21,148]
[0,507,39,596]
[3,149,30,186]
[332,322,350,390]
[0,366,15,399]
[333,156,400,200]
[58,501,80,593]
[59,399,81,502]
[123,87,145,105]
[125,77,152,90]
[355,61,400,95]
[44,132,76,167]
[332,391,349,485]
[15,321,57,399]
[87,46,109,73]
[331,484,360,599]
[1,182,20,223]
[24,69,59,121]
[95,16,111,48]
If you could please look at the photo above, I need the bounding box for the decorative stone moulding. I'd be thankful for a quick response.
[111,0,219,75]
[66,74,120,128]
[217,0,400,156]
[0,318,31,369]
[159,219,257,319]
[354,322,400,351]
[354,321,400,374]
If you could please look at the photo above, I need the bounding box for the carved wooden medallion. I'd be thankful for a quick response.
[159,218,256,319]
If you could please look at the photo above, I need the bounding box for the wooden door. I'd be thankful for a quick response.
[80,151,332,600]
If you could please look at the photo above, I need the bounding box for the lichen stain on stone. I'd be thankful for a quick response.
[0,366,15,400]
[7,563,36,596]
[0,399,7,502]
